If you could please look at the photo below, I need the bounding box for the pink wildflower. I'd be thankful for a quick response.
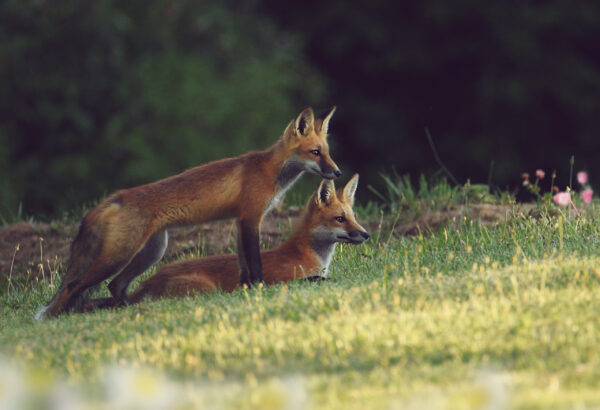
[535,169,545,179]
[553,192,571,206]
[577,171,588,185]
[581,189,593,204]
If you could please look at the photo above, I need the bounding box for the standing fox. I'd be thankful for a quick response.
[36,107,341,319]
[84,175,369,309]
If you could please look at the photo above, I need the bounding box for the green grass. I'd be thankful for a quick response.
[368,173,513,217]
[2,195,600,409]
[0,202,33,227]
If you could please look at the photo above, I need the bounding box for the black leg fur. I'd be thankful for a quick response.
[108,230,168,303]
[238,221,263,285]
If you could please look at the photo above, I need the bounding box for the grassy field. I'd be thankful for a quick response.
[2,181,600,409]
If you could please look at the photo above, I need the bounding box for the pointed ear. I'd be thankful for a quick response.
[283,108,315,145]
[319,106,337,136]
[315,179,336,207]
[282,120,296,144]
[295,107,315,137]
[342,174,359,206]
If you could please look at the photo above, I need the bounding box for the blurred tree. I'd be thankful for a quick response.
[0,0,324,217]
[261,0,600,195]
[4,0,600,218]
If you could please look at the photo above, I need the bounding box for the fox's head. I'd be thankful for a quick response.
[282,107,341,180]
[308,174,370,245]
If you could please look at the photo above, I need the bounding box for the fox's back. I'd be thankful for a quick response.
[102,150,276,229]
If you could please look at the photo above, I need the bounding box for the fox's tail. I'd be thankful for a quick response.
[35,215,102,320]
[128,287,148,304]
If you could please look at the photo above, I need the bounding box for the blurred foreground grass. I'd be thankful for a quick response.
[2,197,600,409]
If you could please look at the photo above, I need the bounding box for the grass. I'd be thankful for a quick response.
[0,202,33,228]
[2,180,600,409]
[368,173,513,217]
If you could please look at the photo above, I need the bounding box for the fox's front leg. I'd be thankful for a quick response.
[237,219,263,286]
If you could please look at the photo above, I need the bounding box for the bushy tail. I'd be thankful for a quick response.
[35,215,101,320]
[129,286,148,304]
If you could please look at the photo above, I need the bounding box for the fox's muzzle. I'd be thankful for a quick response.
[349,230,370,243]
[320,163,342,180]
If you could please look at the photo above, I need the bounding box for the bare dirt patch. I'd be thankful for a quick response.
[0,209,303,279]
[394,203,534,235]
[0,222,73,279]
[0,204,530,279]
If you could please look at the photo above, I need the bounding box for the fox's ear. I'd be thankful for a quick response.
[295,107,315,137]
[319,106,337,136]
[342,174,359,206]
[282,120,296,144]
[283,107,315,144]
[316,179,335,207]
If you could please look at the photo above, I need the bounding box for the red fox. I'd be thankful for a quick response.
[36,107,341,319]
[83,175,369,309]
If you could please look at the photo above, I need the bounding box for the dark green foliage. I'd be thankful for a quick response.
[261,0,600,194]
[0,0,324,217]
[3,0,600,219]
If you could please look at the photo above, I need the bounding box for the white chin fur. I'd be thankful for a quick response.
[34,305,49,321]
[304,159,321,175]
[312,226,347,243]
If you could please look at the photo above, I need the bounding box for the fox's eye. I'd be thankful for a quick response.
[335,216,345,223]
[310,149,320,156]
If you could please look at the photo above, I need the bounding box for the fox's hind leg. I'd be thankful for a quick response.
[108,230,168,304]
[43,255,133,317]
[36,201,152,318]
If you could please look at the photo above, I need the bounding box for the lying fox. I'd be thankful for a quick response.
[84,175,368,309]
[36,107,341,319]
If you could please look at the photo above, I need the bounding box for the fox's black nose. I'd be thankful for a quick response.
[350,230,371,241]
[334,169,342,178]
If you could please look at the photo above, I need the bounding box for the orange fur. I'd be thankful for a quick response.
[90,176,369,306]
[38,107,341,318]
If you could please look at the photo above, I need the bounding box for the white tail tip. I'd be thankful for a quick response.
[34,305,49,321]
